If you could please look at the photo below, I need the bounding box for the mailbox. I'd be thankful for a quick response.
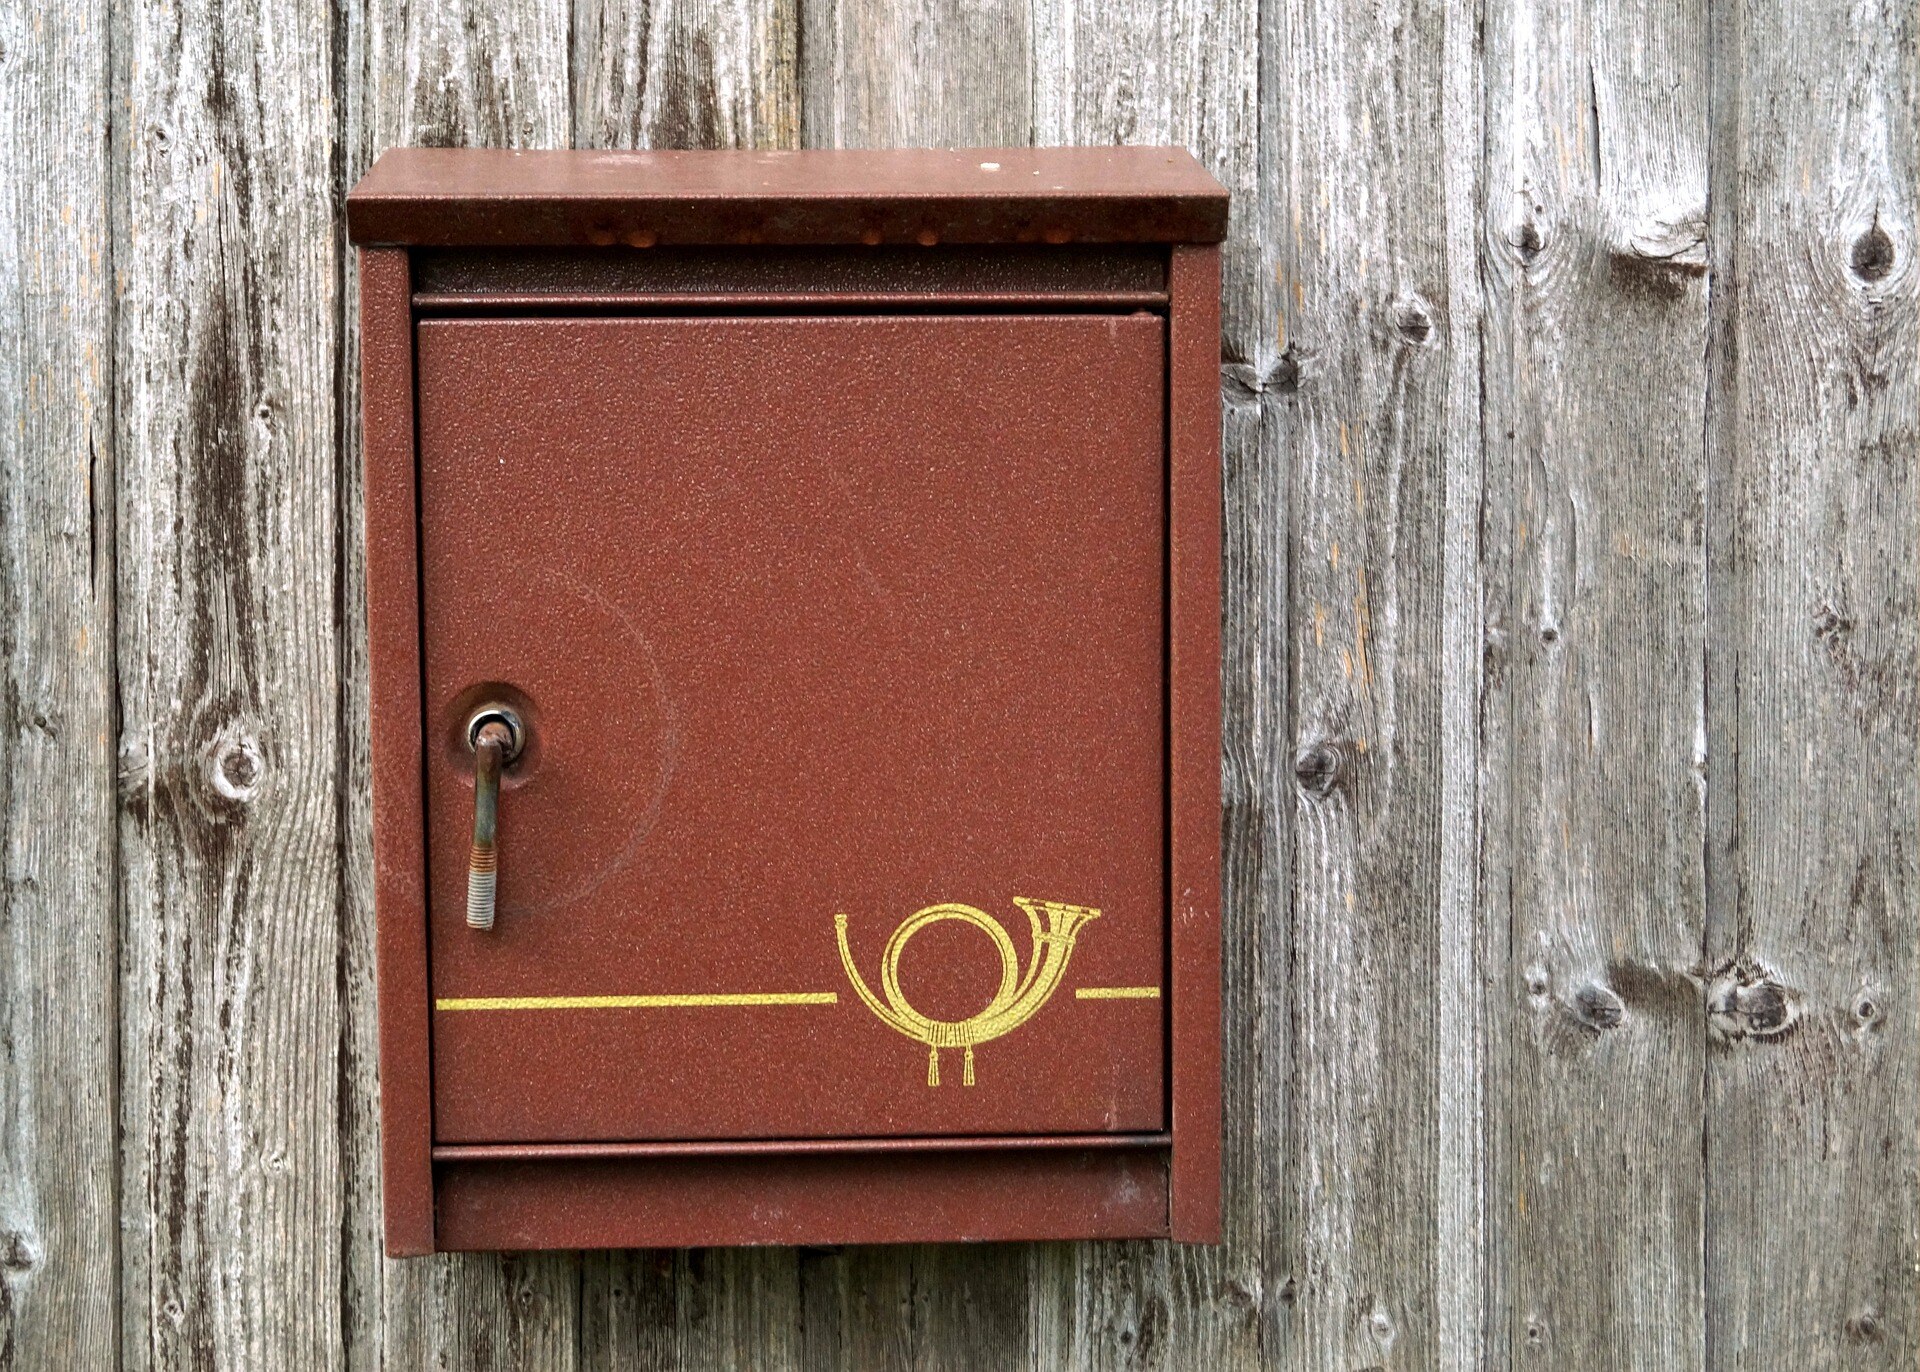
[348,147,1225,1253]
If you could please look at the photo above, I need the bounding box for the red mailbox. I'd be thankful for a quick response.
[349,147,1225,1253]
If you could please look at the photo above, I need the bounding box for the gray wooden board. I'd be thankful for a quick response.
[0,1,118,1367]
[1705,0,1919,1362]
[114,0,350,1365]
[0,0,1912,1366]
[1484,0,1711,1362]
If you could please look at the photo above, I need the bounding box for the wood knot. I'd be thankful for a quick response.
[1706,960,1800,1043]
[1851,220,1894,283]
[1365,1300,1397,1351]
[1569,981,1627,1032]
[1392,293,1435,346]
[1294,740,1350,798]
[0,1229,39,1273]
[207,729,264,804]
[1813,600,1853,641]
[1514,218,1545,263]
[1845,1306,1885,1344]
[1277,1275,1298,1306]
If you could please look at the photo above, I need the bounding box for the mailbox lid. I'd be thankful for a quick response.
[417,313,1169,1144]
[347,146,1230,246]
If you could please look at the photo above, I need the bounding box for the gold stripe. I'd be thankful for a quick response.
[435,992,840,1011]
[1075,986,1162,1000]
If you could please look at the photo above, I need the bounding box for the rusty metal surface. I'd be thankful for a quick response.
[434,1147,1172,1249]
[416,313,1169,1144]
[357,247,436,1255]
[1167,244,1224,1241]
[410,243,1168,297]
[412,290,1172,316]
[347,147,1228,246]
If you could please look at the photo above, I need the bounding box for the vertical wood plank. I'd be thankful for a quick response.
[1029,0,1264,1364]
[801,0,1030,149]
[1260,0,1483,1364]
[0,0,118,1365]
[115,0,346,1364]
[576,0,799,150]
[1705,0,1919,1362]
[789,1,1044,1366]
[1433,1,1494,1365]
[567,5,803,1368]
[1483,0,1711,1363]
[340,0,577,1365]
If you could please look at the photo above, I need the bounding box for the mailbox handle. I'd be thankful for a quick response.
[465,706,524,930]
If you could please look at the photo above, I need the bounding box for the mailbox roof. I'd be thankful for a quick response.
[347,146,1228,247]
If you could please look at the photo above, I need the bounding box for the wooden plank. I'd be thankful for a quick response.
[801,0,1029,148]
[0,1,118,1366]
[1027,0,1263,1363]
[1433,4,1494,1366]
[114,0,346,1365]
[376,1253,584,1369]
[563,5,805,1368]
[1258,0,1484,1363]
[1704,0,1919,1363]
[786,3,1042,1366]
[575,0,799,149]
[1483,0,1711,1363]
[341,0,579,1365]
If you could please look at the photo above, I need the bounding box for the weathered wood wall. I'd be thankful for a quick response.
[2,0,1914,1364]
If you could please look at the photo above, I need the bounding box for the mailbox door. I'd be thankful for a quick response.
[417,313,1167,1144]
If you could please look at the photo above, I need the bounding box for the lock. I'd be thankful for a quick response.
[464,704,525,930]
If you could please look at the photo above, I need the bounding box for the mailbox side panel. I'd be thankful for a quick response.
[1169,244,1223,1242]
[360,248,436,1255]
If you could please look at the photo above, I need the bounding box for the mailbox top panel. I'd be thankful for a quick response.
[347,146,1228,247]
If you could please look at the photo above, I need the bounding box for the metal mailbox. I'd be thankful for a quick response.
[349,147,1225,1253]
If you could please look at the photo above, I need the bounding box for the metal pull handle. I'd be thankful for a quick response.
[465,706,524,930]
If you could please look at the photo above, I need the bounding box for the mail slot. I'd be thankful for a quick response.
[350,147,1225,1253]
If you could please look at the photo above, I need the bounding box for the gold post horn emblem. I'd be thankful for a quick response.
[834,897,1100,1086]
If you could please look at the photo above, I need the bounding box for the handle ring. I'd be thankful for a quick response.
[465,705,526,764]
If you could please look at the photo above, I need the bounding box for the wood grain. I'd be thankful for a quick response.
[0,2,118,1367]
[802,0,1030,149]
[1262,0,1483,1364]
[2,0,1915,1366]
[1484,0,1711,1362]
[1027,0,1263,1364]
[114,0,346,1365]
[576,0,799,151]
[1705,0,1919,1362]
[793,1,1040,1363]
[345,0,584,1365]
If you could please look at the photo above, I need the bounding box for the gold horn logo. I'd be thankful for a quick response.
[834,898,1100,1086]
